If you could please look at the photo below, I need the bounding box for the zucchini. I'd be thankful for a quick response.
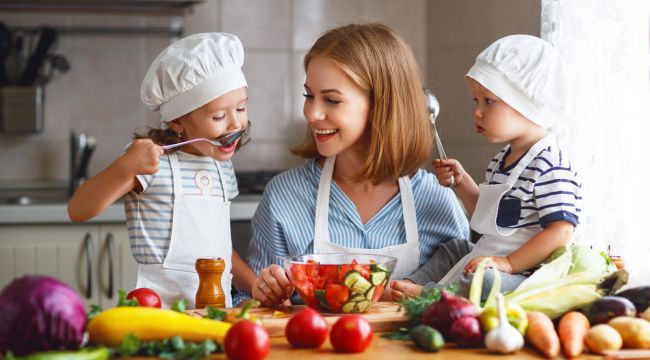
[371,264,389,273]
[370,271,387,285]
[344,271,372,294]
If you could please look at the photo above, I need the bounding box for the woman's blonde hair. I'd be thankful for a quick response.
[292,23,432,184]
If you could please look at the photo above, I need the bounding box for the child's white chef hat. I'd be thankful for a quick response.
[141,32,247,128]
[466,34,572,128]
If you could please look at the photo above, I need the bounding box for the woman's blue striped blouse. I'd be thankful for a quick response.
[234,159,469,304]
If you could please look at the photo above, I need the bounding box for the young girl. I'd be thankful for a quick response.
[391,34,581,299]
[68,32,256,308]
[242,23,469,307]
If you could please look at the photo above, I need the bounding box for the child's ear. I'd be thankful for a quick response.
[167,119,183,134]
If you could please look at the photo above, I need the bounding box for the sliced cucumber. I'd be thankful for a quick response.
[371,264,389,273]
[342,301,356,314]
[356,300,371,312]
[365,286,375,301]
[350,294,365,303]
[370,271,386,285]
[344,270,373,294]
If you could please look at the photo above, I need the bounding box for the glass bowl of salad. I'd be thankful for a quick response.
[284,253,397,314]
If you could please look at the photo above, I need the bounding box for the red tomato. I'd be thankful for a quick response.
[285,307,328,348]
[325,284,349,313]
[352,263,370,279]
[294,280,317,308]
[316,265,339,289]
[338,264,354,282]
[371,284,384,302]
[225,320,271,360]
[329,315,373,353]
[126,287,161,308]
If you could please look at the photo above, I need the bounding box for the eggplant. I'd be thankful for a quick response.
[587,296,637,325]
[615,286,650,313]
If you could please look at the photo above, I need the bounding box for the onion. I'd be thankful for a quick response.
[0,275,87,356]
[421,290,480,339]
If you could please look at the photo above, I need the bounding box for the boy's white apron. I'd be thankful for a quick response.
[313,156,420,279]
[136,153,233,308]
[439,135,554,285]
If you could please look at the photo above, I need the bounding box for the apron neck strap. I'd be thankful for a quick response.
[213,160,228,202]
[498,134,555,187]
[169,153,183,195]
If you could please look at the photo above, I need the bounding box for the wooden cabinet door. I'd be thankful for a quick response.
[97,224,138,308]
[0,224,100,308]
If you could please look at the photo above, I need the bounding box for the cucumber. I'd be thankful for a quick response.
[350,294,365,303]
[370,271,386,285]
[410,325,444,352]
[342,301,356,314]
[371,264,389,273]
[344,270,372,294]
[356,300,371,312]
[365,286,375,301]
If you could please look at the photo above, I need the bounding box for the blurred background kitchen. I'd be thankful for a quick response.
[0,0,648,308]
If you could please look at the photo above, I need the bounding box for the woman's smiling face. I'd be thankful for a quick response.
[303,56,371,158]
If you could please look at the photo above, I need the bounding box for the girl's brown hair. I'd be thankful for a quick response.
[292,23,432,184]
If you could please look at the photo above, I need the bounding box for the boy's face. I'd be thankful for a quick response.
[303,55,371,158]
[172,87,249,161]
[465,78,537,144]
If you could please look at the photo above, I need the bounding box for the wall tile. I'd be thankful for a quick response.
[292,0,365,50]
[221,0,290,49]
[242,51,291,142]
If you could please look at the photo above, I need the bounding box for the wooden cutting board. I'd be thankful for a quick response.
[189,301,409,337]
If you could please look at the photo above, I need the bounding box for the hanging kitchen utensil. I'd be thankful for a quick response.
[0,23,12,86]
[18,26,57,86]
[425,89,454,188]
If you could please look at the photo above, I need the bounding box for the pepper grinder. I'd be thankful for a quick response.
[195,258,226,309]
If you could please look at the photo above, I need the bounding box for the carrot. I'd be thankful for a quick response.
[526,311,561,358]
[558,311,590,358]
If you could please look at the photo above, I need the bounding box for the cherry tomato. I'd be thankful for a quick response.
[285,307,328,348]
[126,287,161,308]
[225,320,271,360]
[329,315,373,353]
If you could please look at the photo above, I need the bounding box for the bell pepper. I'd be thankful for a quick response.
[480,300,528,335]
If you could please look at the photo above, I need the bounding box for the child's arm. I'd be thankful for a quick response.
[465,220,574,273]
[67,139,163,222]
[433,159,480,215]
[231,249,256,294]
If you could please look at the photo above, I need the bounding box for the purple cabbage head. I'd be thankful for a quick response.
[0,275,87,356]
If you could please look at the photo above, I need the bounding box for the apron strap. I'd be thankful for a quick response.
[490,134,556,187]
[398,176,420,246]
[169,153,183,196]
[313,156,335,252]
[213,160,229,202]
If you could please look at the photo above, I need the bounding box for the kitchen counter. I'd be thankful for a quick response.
[133,335,603,359]
[0,194,261,224]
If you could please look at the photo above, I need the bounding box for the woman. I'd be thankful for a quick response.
[239,23,469,306]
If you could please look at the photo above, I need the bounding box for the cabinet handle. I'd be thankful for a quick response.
[83,232,93,299]
[105,232,115,299]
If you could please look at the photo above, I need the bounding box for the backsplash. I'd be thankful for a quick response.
[0,0,539,184]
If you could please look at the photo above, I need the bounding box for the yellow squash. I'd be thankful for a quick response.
[87,307,231,346]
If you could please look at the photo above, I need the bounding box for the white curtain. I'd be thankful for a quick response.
[541,0,650,285]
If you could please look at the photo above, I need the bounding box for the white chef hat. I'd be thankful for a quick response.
[141,32,247,128]
[466,34,572,128]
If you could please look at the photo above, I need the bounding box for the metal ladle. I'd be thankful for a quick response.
[424,89,454,188]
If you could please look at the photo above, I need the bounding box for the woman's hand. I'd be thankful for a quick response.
[464,256,513,274]
[387,279,423,301]
[120,139,163,176]
[433,158,464,187]
[252,264,294,307]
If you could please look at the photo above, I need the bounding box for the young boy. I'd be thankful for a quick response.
[391,35,581,300]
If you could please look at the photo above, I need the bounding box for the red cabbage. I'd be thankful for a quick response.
[421,290,480,339]
[0,275,87,356]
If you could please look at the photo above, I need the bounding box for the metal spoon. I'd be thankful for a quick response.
[424,89,454,188]
[161,128,246,150]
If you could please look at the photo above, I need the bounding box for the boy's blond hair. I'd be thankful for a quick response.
[291,23,433,184]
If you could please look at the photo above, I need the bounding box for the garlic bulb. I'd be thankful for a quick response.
[484,293,524,354]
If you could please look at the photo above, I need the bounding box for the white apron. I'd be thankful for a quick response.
[136,153,233,308]
[438,135,555,285]
[313,156,420,279]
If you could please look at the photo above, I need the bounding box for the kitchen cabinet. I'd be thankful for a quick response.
[0,223,137,308]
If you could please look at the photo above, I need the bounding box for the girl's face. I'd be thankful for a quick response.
[172,87,248,161]
[466,79,534,144]
[303,56,371,158]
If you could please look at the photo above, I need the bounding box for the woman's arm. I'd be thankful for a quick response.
[67,139,163,222]
[231,249,256,294]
